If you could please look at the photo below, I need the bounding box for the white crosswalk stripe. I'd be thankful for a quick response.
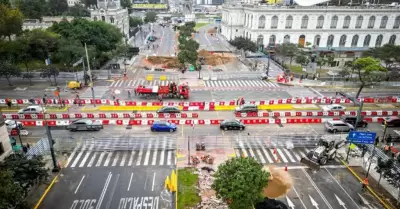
[109,79,178,88]
[205,79,280,88]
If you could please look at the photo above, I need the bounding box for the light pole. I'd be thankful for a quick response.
[84,42,96,107]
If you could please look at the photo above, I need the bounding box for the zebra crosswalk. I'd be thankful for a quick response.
[204,79,280,88]
[235,147,315,164]
[65,143,175,168]
[109,79,178,88]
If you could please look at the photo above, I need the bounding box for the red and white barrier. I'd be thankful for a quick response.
[1,96,398,106]
[2,112,199,120]
[235,110,400,118]
[18,117,385,126]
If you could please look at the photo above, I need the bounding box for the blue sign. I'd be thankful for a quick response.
[215,18,221,23]
[348,131,376,144]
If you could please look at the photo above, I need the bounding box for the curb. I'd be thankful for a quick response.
[339,159,393,209]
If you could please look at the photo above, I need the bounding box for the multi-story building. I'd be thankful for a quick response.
[0,112,12,161]
[221,4,400,62]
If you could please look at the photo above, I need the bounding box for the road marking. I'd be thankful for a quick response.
[152,172,156,191]
[127,173,133,191]
[152,141,159,165]
[160,140,166,165]
[87,152,98,167]
[96,152,106,167]
[64,144,79,167]
[325,168,361,209]
[293,151,302,161]
[70,145,86,168]
[299,150,307,158]
[128,150,135,166]
[292,186,308,209]
[74,175,86,194]
[136,145,144,166]
[33,173,59,209]
[309,87,324,97]
[167,150,173,165]
[144,142,152,165]
[260,146,273,163]
[277,148,288,163]
[283,149,297,163]
[111,152,120,166]
[104,152,113,166]
[120,151,128,166]
[105,174,120,209]
[301,168,334,209]
[79,144,94,167]
[96,172,112,209]
[256,148,266,164]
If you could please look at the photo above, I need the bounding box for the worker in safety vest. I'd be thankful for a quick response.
[361,178,369,191]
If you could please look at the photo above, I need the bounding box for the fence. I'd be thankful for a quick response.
[26,138,50,158]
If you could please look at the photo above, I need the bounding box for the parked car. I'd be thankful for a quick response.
[18,105,46,114]
[157,106,181,114]
[151,121,177,132]
[5,120,23,129]
[324,120,354,133]
[66,119,103,131]
[235,104,258,113]
[322,104,346,111]
[220,119,246,131]
[340,116,368,128]
[383,116,400,127]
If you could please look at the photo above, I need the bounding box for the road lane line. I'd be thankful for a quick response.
[79,144,94,167]
[74,175,86,194]
[143,142,152,165]
[309,87,324,97]
[96,172,112,209]
[96,152,106,167]
[152,140,159,165]
[256,149,266,164]
[301,168,334,209]
[152,172,156,191]
[167,150,172,165]
[33,174,60,209]
[111,152,120,166]
[325,168,361,209]
[299,150,307,158]
[127,173,133,191]
[119,151,128,166]
[160,140,166,165]
[70,145,86,168]
[87,152,98,167]
[64,143,80,167]
[292,186,308,209]
[260,146,273,163]
[105,174,120,209]
[277,148,288,163]
[283,149,297,163]
[136,144,144,166]
[104,152,113,166]
[293,150,302,161]
[128,150,135,166]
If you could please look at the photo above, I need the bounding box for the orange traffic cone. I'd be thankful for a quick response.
[273,148,277,154]
[284,164,288,171]
[276,157,280,163]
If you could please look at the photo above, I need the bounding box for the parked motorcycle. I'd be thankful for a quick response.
[196,142,206,151]
[191,156,200,165]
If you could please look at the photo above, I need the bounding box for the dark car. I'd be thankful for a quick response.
[234,104,258,113]
[220,119,245,131]
[157,106,181,113]
[151,121,177,132]
[383,116,400,127]
[66,119,103,132]
[340,116,368,128]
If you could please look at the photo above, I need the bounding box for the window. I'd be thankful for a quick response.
[236,29,238,32]
[93,17,98,21]
[316,16,324,29]
[269,35,276,44]
[331,16,338,28]
[284,35,290,43]
[101,16,106,21]
[110,17,115,24]
[339,35,347,47]
[355,16,363,28]
[389,35,396,45]
[257,35,264,46]
[375,35,383,47]
[351,35,359,47]
[368,16,375,28]
[286,15,293,29]
[363,35,371,47]
[258,15,266,29]
[394,16,400,29]
[271,16,278,29]
[380,16,388,29]
[301,16,309,29]
[343,16,351,29]
[327,35,334,46]
[314,35,321,46]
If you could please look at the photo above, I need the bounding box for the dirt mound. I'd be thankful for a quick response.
[198,49,234,66]
[262,165,293,198]
[208,28,217,34]
[146,56,182,68]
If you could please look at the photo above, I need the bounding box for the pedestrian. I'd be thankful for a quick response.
[22,145,28,153]
[361,178,369,192]
[26,143,30,149]
[6,99,12,109]
[42,96,47,105]
[112,92,116,101]
[53,98,56,106]
[386,134,393,144]
[158,95,163,102]
[128,90,131,99]
[61,99,65,107]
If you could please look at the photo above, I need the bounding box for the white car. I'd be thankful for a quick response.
[5,120,23,129]
[18,105,46,114]
[322,104,346,111]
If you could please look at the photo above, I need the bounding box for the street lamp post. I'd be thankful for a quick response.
[84,43,96,107]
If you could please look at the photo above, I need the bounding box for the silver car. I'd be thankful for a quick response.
[325,120,354,133]
[66,119,103,132]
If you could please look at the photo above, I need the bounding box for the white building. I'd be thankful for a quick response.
[221,4,400,60]
[67,0,81,7]
[0,116,12,161]
[90,0,130,40]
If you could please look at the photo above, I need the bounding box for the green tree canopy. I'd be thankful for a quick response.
[212,157,270,209]
[364,44,400,68]
[120,0,131,8]
[178,39,199,52]
[352,56,387,98]
[229,37,257,52]
[0,170,28,209]
[20,29,60,60]
[16,0,47,19]
[295,53,309,66]
[64,4,90,17]
[47,0,68,16]
[0,4,23,40]
[0,60,21,85]
[55,38,85,68]
[178,50,197,67]
[129,17,143,28]
[276,43,299,66]
[144,11,157,23]
[0,0,10,6]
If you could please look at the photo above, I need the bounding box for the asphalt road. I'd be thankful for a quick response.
[312,87,400,98]
[40,167,173,209]
[194,24,230,52]
[277,168,383,209]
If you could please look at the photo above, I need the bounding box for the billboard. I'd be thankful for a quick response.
[132,4,167,9]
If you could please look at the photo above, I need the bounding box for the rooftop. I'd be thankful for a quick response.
[223,3,400,11]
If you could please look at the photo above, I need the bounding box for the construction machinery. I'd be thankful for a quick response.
[300,137,346,170]
[134,83,189,99]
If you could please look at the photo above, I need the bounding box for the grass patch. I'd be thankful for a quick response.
[285,64,330,75]
[177,168,200,209]
[194,23,209,31]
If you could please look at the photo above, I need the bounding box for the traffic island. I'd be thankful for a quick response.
[177,168,201,209]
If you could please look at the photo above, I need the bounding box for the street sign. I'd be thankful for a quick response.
[348,131,376,144]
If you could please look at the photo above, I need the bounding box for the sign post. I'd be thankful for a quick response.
[346,131,376,162]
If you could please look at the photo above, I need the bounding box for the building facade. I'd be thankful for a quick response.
[0,113,12,161]
[221,4,400,56]
[90,0,130,40]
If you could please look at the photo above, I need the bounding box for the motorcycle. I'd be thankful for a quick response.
[191,156,200,165]
[196,142,206,151]
[201,155,214,164]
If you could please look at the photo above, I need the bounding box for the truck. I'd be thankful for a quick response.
[300,137,346,171]
[134,83,189,99]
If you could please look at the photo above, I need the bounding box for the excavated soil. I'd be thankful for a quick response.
[198,50,234,66]
[262,165,293,198]
[145,56,182,68]
[208,28,217,34]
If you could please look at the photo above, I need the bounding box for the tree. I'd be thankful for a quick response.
[375,158,394,188]
[0,61,21,86]
[351,57,386,98]
[0,0,10,6]
[178,50,197,67]
[55,38,85,68]
[120,0,131,8]
[47,0,68,16]
[364,44,400,68]
[40,66,60,85]
[16,0,47,20]
[64,4,90,17]
[229,36,257,52]
[316,56,327,70]
[0,4,23,40]
[275,43,299,66]
[0,170,28,209]
[21,29,60,61]
[295,53,309,66]
[129,17,143,28]
[212,157,270,209]
[178,39,199,52]
[82,0,97,7]
[0,153,49,195]
[144,11,157,23]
